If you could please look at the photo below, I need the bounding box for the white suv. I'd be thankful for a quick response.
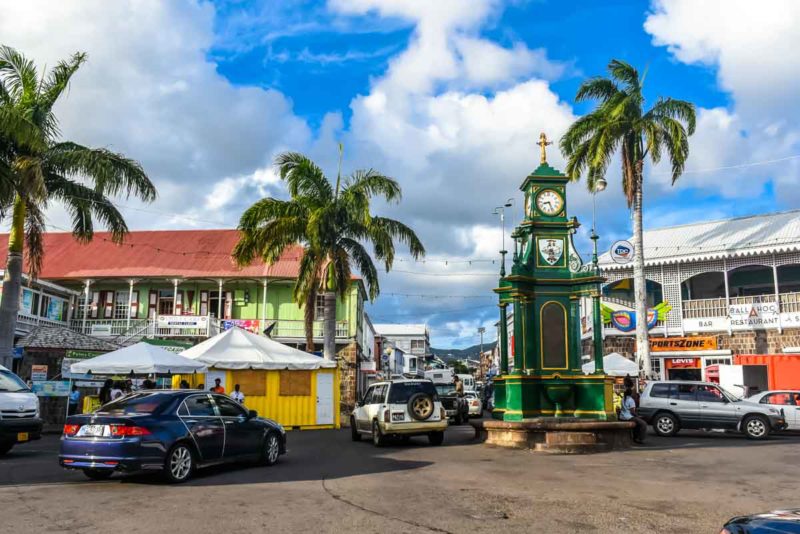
[351,379,447,447]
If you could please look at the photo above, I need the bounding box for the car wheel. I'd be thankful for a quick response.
[350,416,362,441]
[163,443,195,483]
[372,420,385,448]
[653,412,680,437]
[0,441,14,456]
[82,469,113,481]
[261,432,281,466]
[428,431,444,446]
[408,393,435,421]
[743,415,769,440]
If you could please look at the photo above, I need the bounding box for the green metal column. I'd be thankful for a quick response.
[592,291,604,373]
[513,298,524,371]
[499,303,509,374]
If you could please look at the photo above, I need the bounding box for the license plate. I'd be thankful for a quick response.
[77,425,110,437]
[16,432,28,442]
[392,413,404,422]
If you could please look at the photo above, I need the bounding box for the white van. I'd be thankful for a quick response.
[0,365,42,456]
[456,374,476,392]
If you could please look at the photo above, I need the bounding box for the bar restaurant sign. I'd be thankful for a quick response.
[649,336,718,352]
[729,302,779,330]
[156,315,209,329]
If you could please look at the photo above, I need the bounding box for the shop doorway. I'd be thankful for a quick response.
[209,291,222,318]
[157,289,174,315]
[667,368,702,381]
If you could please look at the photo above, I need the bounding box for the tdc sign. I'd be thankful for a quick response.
[610,240,634,264]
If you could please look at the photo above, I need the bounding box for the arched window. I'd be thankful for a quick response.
[541,301,567,369]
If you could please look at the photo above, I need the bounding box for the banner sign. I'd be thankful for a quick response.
[91,324,113,336]
[31,380,70,397]
[649,336,718,352]
[222,319,262,334]
[610,240,634,264]
[66,350,104,360]
[610,309,658,332]
[31,364,48,382]
[729,302,779,330]
[665,358,701,369]
[157,315,209,329]
[143,338,193,354]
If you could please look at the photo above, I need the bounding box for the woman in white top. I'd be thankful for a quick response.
[230,384,245,404]
[109,381,124,402]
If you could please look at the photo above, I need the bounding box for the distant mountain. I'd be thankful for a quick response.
[431,341,497,361]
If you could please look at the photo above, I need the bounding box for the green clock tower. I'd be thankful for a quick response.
[493,133,615,421]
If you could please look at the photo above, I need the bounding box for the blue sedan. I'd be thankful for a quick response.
[59,390,286,483]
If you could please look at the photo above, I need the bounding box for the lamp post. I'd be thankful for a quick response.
[591,177,607,374]
[493,199,514,277]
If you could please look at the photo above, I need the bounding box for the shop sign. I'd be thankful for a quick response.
[683,316,728,333]
[222,319,261,333]
[65,350,103,360]
[729,301,779,330]
[31,364,48,382]
[610,240,634,264]
[31,380,70,397]
[665,358,700,369]
[90,324,112,336]
[649,336,718,352]
[157,315,209,329]
[360,362,376,372]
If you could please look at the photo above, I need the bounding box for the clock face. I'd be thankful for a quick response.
[536,189,563,216]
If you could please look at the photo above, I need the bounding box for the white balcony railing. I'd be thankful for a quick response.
[271,319,349,339]
[682,291,800,318]
[17,312,68,330]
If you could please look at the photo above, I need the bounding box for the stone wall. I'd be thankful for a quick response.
[337,342,359,421]
[582,337,636,359]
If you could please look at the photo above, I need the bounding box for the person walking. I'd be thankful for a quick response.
[68,385,80,415]
[98,379,113,405]
[210,378,225,394]
[454,375,464,397]
[230,384,245,404]
[620,387,647,444]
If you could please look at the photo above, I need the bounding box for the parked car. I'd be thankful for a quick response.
[721,509,800,533]
[0,365,42,456]
[351,379,447,447]
[59,390,286,483]
[434,383,469,425]
[464,391,483,418]
[638,381,787,440]
[747,390,800,430]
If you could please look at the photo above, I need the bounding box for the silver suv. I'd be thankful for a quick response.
[638,381,788,440]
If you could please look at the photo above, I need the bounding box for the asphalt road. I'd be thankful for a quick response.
[2,424,800,533]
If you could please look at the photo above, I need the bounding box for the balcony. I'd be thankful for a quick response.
[16,312,68,333]
[271,320,350,340]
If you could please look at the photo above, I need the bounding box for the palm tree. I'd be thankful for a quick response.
[232,149,425,360]
[0,46,156,367]
[559,59,696,378]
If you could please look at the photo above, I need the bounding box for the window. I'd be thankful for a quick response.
[77,295,88,319]
[650,383,672,398]
[183,395,216,416]
[697,385,725,403]
[761,393,794,406]
[98,393,173,415]
[214,396,246,417]
[361,386,375,405]
[651,358,662,379]
[315,294,325,319]
[371,384,387,404]
[114,291,130,319]
[387,382,437,403]
[279,370,311,396]
[411,339,425,351]
[671,384,697,401]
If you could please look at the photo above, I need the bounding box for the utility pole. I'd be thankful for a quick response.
[591,177,608,374]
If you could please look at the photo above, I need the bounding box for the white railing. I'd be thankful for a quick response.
[781,291,800,313]
[70,318,147,337]
[17,312,67,329]
[682,291,800,318]
[271,319,349,339]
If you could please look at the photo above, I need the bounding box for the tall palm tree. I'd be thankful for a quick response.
[0,46,156,367]
[560,59,696,378]
[232,150,425,360]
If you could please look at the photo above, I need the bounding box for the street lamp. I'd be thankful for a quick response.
[493,198,514,276]
[591,177,607,374]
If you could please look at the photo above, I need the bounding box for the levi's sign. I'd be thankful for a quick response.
[649,336,718,352]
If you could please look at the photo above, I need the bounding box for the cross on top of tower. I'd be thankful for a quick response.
[537,132,552,165]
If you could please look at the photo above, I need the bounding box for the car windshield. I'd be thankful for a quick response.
[435,384,457,396]
[719,386,743,401]
[0,370,30,392]
[388,382,438,403]
[96,392,173,415]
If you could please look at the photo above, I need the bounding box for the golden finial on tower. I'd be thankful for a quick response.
[537,132,552,165]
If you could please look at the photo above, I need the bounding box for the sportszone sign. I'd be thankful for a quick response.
[649,337,718,352]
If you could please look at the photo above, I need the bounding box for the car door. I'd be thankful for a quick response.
[759,392,797,429]
[698,385,737,429]
[213,395,262,459]
[367,384,387,425]
[179,394,224,462]
[668,383,701,428]
[356,385,375,431]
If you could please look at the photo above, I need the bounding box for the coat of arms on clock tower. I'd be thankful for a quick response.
[538,238,563,265]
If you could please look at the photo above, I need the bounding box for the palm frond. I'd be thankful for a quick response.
[40,52,87,111]
[607,59,640,93]
[23,201,45,278]
[0,46,38,103]
[274,152,333,202]
[574,77,619,103]
[340,237,379,301]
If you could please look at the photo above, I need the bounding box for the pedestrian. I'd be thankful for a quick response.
[210,378,225,394]
[179,380,190,389]
[230,384,245,404]
[454,375,464,397]
[124,379,134,395]
[98,379,113,405]
[68,385,80,415]
[623,375,640,407]
[197,383,204,391]
[110,381,124,401]
[141,379,154,390]
[620,387,647,444]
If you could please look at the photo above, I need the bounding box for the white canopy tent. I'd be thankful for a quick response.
[582,353,639,377]
[70,342,208,375]
[180,327,336,370]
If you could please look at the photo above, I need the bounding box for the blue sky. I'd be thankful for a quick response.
[2,0,799,347]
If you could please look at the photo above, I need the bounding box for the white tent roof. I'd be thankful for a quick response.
[179,327,336,370]
[582,353,639,377]
[70,342,208,375]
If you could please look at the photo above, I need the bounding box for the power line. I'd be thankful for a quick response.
[651,153,800,176]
